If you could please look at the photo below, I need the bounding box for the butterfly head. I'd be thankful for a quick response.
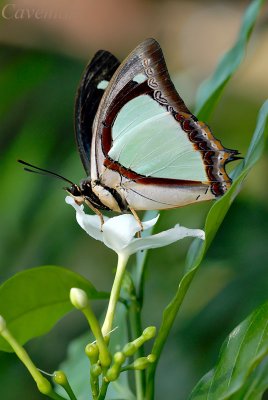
[65,183,85,205]
[65,179,97,206]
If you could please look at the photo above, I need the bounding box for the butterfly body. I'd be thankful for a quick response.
[68,38,241,224]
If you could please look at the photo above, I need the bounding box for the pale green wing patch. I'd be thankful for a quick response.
[97,80,109,90]
[133,73,147,84]
[108,95,207,181]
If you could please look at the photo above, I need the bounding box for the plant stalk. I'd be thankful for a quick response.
[0,325,66,400]
[145,268,198,399]
[102,253,129,336]
[129,298,145,400]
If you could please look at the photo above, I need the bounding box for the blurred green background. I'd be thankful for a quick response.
[0,0,268,399]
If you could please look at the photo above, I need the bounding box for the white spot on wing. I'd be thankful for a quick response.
[133,73,147,84]
[97,80,109,90]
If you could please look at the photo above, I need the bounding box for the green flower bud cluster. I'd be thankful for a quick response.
[84,324,157,400]
[123,326,156,356]
[105,326,157,382]
[71,289,157,398]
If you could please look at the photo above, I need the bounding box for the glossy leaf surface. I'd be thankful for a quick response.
[229,358,268,400]
[0,266,106,352]
[189,302,268,399]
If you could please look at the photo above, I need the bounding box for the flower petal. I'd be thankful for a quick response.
[142,215,160,231]
[66,196,203,258]
[102,214,159,253]
[122,224,205,256]
[65,196,105,242]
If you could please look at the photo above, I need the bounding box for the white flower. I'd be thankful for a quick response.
[65,196,205,258]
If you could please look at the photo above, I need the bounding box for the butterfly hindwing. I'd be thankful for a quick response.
[108,94,207,182]
[75,50,120,175]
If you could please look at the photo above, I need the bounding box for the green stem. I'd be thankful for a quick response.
[145,268,197,399]
[129,298,145,400]
[102,253,129,336]
[83,306,111,367]
[1,327,66,400]
[90,374,99,400]
[97,379,109,400]
[62,380,77,400]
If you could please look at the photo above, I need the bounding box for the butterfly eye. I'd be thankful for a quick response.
[66,184,81,197]
[80,181,92,194]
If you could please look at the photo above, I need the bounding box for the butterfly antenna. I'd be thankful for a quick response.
[17,159,75,186]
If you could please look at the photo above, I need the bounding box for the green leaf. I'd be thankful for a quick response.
[195,0,265,120]
[0,266,107,352]
[59,303,135,400]
[230,357,268,400]
[146,100,268,398]
[189,302,268,400]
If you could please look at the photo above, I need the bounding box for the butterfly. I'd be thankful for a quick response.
[19,38,240,228]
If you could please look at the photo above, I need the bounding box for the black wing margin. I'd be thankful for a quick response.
[74,50,120,175]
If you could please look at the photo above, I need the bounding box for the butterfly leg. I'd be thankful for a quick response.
[84,198,104,230]
[128,206,143,232]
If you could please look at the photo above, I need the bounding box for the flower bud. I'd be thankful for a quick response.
[114,351,125,365]
[142,326,156,340]
[133,357,150,370]
[53,370,68,386]
[123,342,137,357]
[131,354,156,370]
[85,343,99,364]
[53,370,77,400]
[147,354,156,363]
[91,363,102,377]
[105,351,125,382]
[70,288,88,310]
[106,365,120,381]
